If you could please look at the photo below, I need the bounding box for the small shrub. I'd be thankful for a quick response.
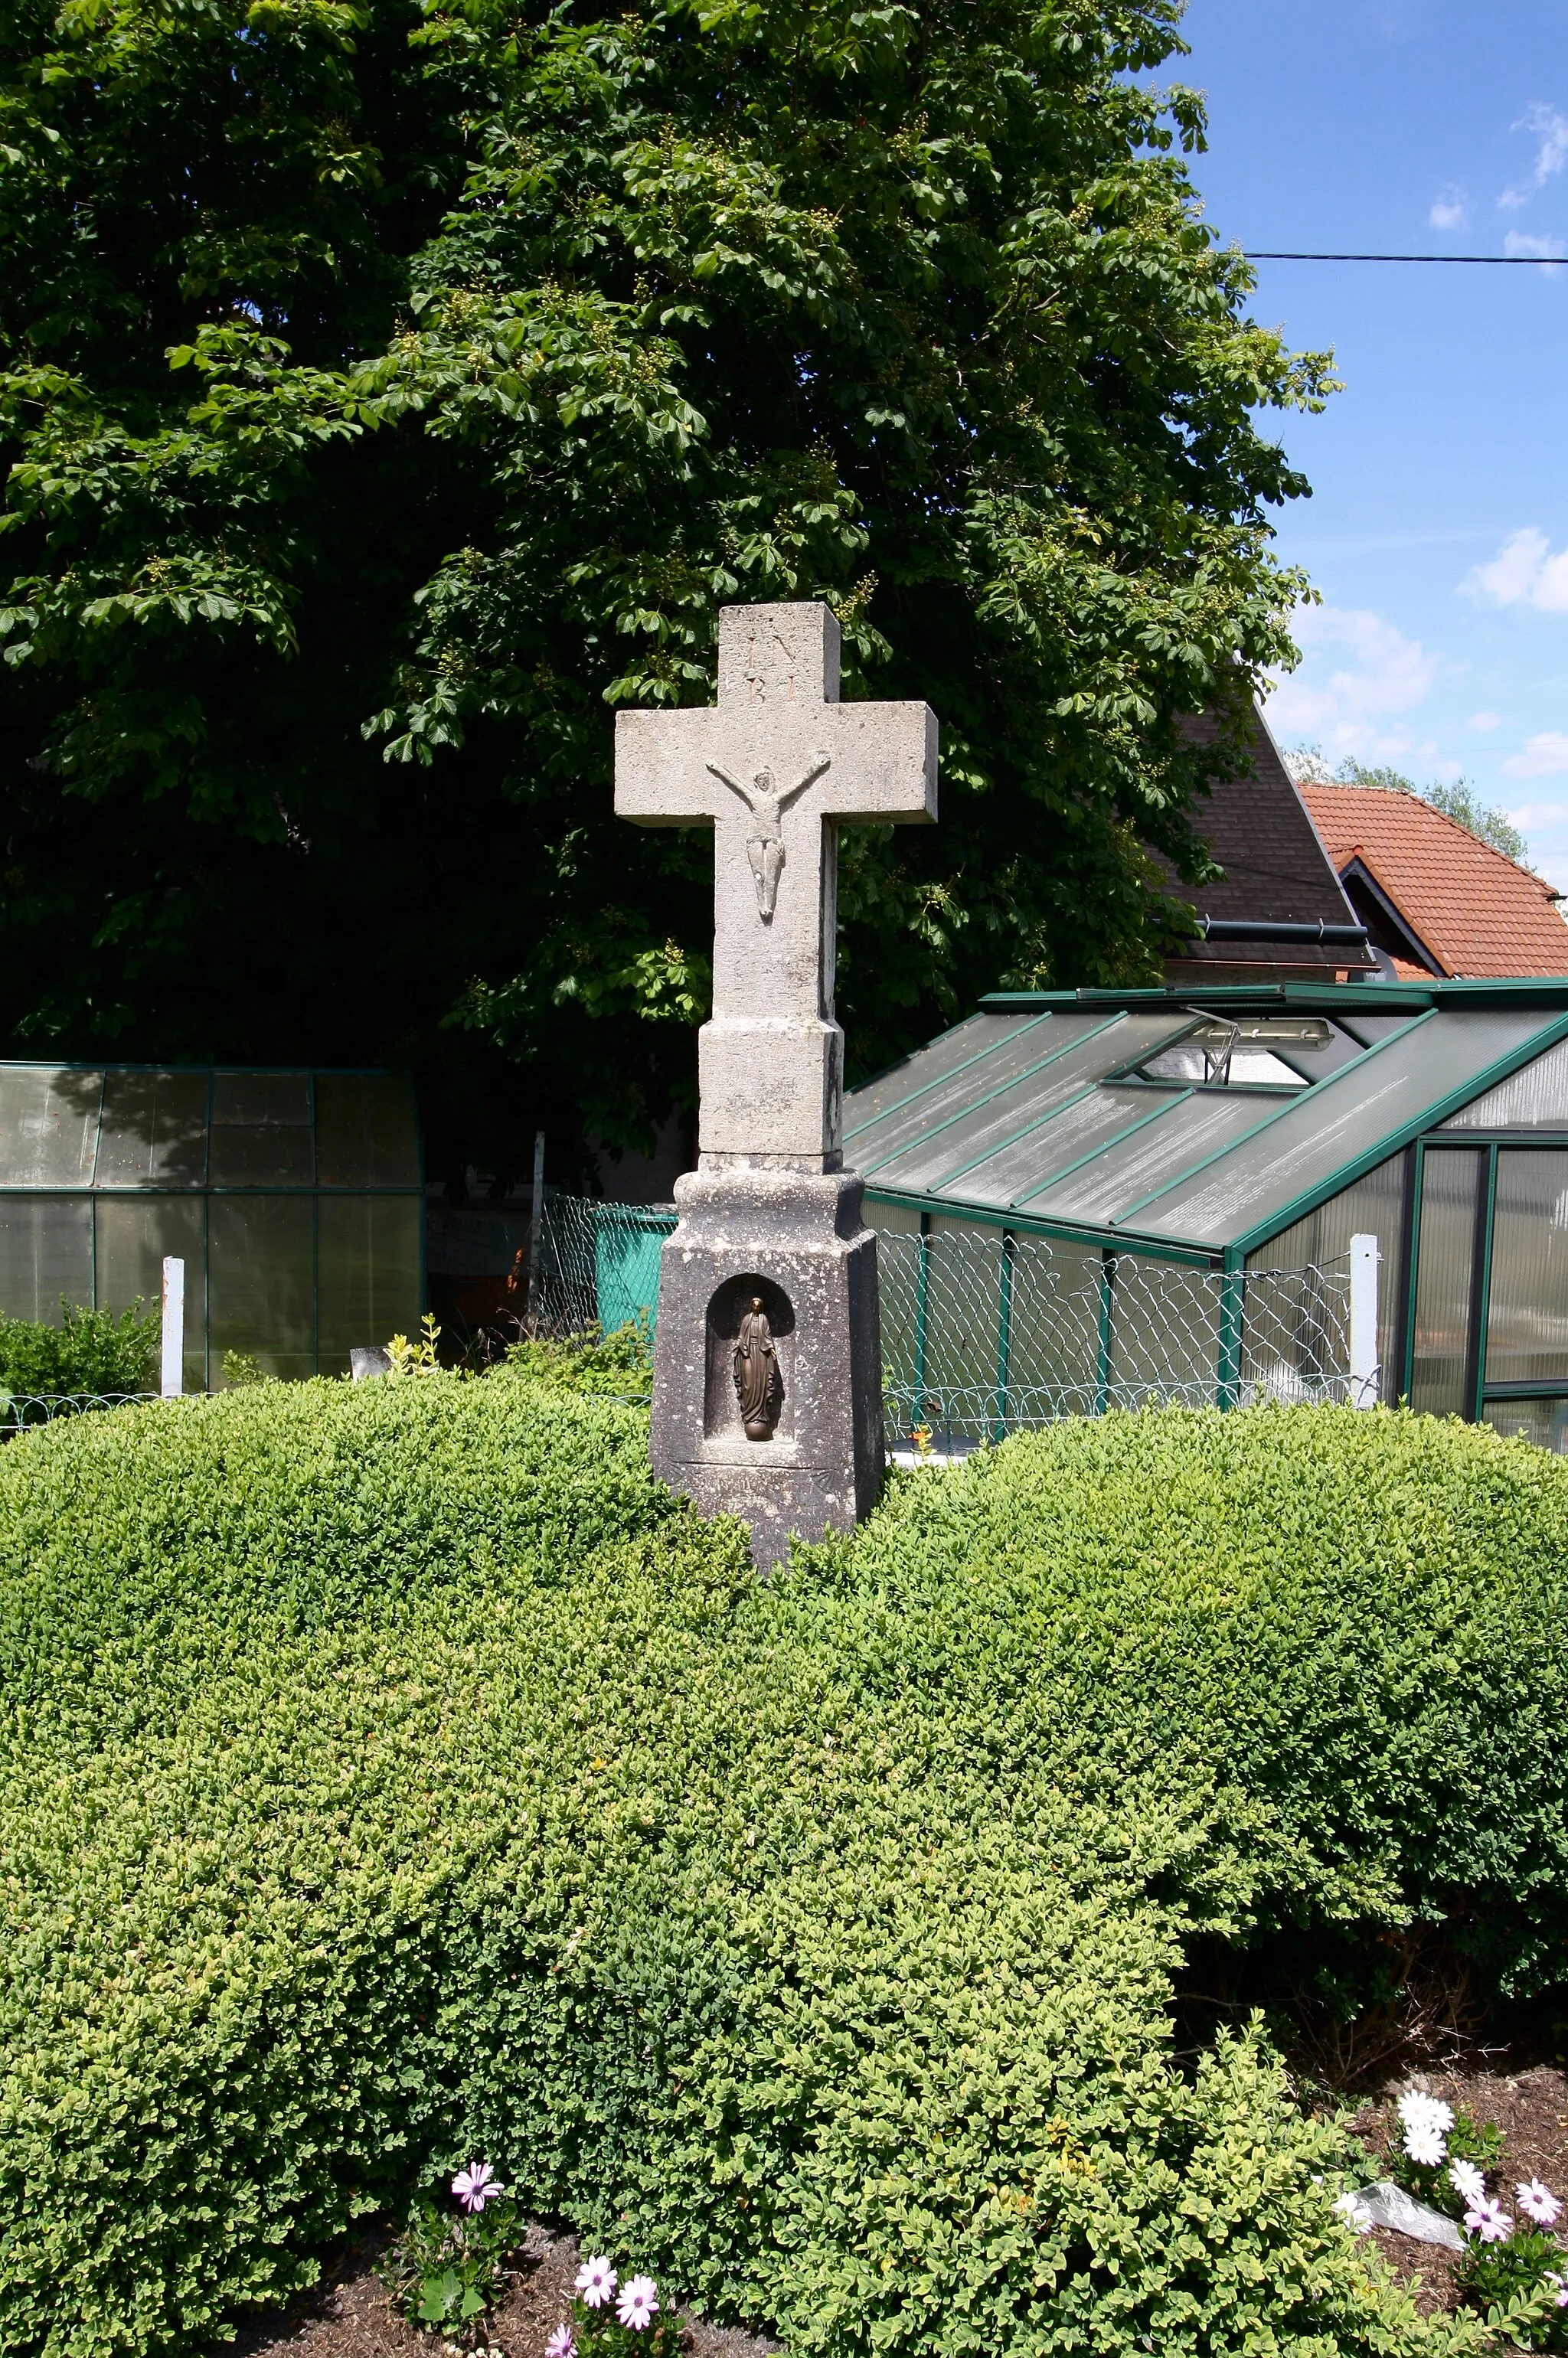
[384,2164,518,2337]
[220,1349,268,1388]
[501,1318,652,1394]
[1455,2231,1568,2350]
[387,1313,446,1377]
[0,1298,157,1396]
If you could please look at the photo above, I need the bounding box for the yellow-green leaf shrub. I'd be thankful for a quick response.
[1,1386,1561,2358]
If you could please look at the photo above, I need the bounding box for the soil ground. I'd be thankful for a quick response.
[220,2062,1568,2356]
[224,2222,780,2358]
[1348,2060,1568,2315]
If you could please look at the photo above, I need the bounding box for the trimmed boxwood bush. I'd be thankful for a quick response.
[2,1385,1566,2358]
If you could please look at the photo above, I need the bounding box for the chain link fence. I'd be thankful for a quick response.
[877,1226,1357,1448]
[528,1193,1367,1442]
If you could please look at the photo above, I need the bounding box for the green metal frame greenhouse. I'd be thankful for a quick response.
[0,1064,423,1387]
[843,977,1568,1448]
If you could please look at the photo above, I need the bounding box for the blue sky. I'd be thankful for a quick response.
[1178,0,1568,882]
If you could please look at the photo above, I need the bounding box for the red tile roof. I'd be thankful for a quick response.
[1298,780,1568,978]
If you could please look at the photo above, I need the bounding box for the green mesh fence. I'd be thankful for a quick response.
[534,1195,1360,1444]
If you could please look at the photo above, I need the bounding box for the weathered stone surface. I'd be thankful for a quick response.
[616,602,936,1169]
[649,1168,884,1569]
[613,599,939,1563]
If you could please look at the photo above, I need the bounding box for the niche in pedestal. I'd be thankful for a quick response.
[704,1274,795,1442]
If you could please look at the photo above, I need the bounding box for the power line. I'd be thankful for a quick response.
[1243,250,1563,264]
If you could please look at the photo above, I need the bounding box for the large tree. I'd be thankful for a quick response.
[0,0,1331,1183]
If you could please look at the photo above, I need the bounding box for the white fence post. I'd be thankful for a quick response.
[1348,1234,1379,1409]
[160,1256,185,1399]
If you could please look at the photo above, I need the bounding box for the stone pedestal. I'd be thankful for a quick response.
[650,1168,884,1569]
[616,599,936,1566]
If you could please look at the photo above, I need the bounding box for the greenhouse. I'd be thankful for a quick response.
[0,1064,422,1387]
[841,978,1568,1448]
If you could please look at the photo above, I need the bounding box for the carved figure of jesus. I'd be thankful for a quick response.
[732,1295,779,1439]
[706,754,830,919]
[613,601,937,1168]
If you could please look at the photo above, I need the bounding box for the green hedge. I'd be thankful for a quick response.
[0,1301,158,1398]
[2,1386,1565,2358]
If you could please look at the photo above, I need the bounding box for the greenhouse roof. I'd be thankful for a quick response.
[844,978,1568,1266]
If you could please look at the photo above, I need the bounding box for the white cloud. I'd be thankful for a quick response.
[1504,228,1566,269]
[1429,186,1468,230]
[1468,710,1501,731]
[1462,527,1568,610]
[1503,734,1568,779]
[1504,733,1568,779]
[1265,603,1440,761]
[1501,103,1568,209]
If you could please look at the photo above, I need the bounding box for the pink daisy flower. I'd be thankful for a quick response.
[575,2256,618,2310]
[451,2162,505,2213]
[616,2275,659,2331]
[1464,2196,1514,2245]
[1517,2180,1562,2227]
[546,2327,577,2358]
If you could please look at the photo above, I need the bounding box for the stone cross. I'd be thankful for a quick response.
[615,603,937,1169]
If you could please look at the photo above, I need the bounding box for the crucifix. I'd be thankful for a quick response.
[612,600,939,1567]
[615,602,938,1169]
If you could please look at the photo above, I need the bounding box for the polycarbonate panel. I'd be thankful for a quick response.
[1483,1396,1568,1454]
[868,1011,1197,1197]
[1024,1092,1269,1224]
[1246,1151,1409,1404]
[1137,1009,1556,1248]
[210,1070,313,1185]
[1004,1235,1102,1413]
[1482,1149,1568,1387]
[1410,1148,1481,1416]
[317,1195,422,1374]
[0,1197,93,1323]
[1442,1034,1568,1129]
[0,1069,101,1187]
[931,1087,1150,1209]
[94,1194,206,1389]
[851,1010,1126,1175]
[1336,1014,1424,1049]
[844,1012,1048,1138]
[208,1194,315,1381]
[94,1070,209,1187]
[314,1073,420,1187]
[937,1086,1157,1208]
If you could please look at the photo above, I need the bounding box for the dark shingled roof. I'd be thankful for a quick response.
[1150,709,1374,980]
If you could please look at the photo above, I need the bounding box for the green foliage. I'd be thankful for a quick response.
[0,0,1333,1175]
[504,1318,655,1393]
[4,1393,1566,2358]
[384,2193,520,2337]
[1387,2110,1504,2218]
[0,1298,157,1397]
[386,1311,446,1376]
[1455,2235,1568,2353]
[220,1349,270,1389]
